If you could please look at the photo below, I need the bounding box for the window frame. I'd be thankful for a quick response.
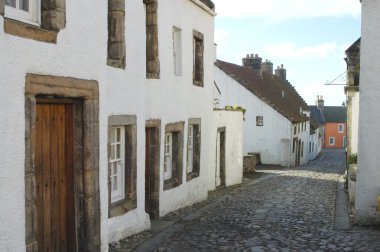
[163,121,184,191]
[256,116,263,126]
[173,26,182,76]
[187,118,201,181]
[338,124,344,133]
[109,126,125,203]
[329,137,335,146]
[5,0,40,26]
[164,132,173,180]
[108,115,137,218]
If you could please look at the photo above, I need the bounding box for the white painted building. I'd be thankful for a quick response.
[0,0,218,250]
[355,0,380,225]
[215,59,309,167]
[209,109,244,191]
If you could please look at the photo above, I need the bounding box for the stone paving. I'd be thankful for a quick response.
[111,149,380,251]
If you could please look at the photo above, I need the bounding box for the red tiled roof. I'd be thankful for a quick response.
[215,60,309,123]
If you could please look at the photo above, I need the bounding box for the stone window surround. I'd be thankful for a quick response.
[193,29,204,87]
[107,0,126,69]
[144,0,160,79]
[1,0,66,43]
[163,121,184,191]
[25,74,100,252]
[108,115,137,218]
[186,118,201,181]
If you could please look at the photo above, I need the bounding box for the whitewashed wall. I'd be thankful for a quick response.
[0,0,215,250]
[146,0,215,217]
[214,66,293,166]
[208,110,244,191]
[355,0,380,224]
[351,92,360,155]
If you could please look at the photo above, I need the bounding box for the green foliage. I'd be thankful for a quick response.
[348,153,358,164]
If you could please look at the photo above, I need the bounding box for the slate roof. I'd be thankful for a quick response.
[309,106,325,124]
[308,105,346,124]
[323,106,347,123]
[199,0,215,10]
[215,60,309,123]
[345,38,361,54]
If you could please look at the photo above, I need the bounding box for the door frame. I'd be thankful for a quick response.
[25,74,100,251]
[145,120,161,219]
[216,127,226,187]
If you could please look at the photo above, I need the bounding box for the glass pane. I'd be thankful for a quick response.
[5,0,16,7]
[116,128,121,142]
[111,145,116,159]
[19,0,29,11]
[112,163,117,175]
[112,176,118,191]
[110,128,116,143]
[116,144,121,159]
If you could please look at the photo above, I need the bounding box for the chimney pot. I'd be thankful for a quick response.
[255,54,258,58]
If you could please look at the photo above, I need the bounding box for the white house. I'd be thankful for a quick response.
[355,0,380,225]
[0,0,218,250]
[215,57,309,167]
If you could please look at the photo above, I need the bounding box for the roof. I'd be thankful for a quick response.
[323,106,347,123]
[308,105,346,124]
[345,38,361,54]
[199,0,215,10]
[215,60,309,123]
[309,106,325,124]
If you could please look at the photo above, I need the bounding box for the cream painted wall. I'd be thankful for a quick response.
[355,0,380,224]
[208,110,244,191]
[215,66,293,166]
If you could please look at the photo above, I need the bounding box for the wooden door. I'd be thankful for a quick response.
[35,101,76,252]
[216,130,226,187]
[145,127,160,219]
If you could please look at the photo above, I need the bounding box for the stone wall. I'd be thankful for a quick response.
[243,155,257,173]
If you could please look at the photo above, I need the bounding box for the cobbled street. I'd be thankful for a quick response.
[112,149,380,252]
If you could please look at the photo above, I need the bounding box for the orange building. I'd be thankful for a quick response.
[325,122,347,148]
[310,96,347,149]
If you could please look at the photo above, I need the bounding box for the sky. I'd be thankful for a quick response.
[212,0,361,106]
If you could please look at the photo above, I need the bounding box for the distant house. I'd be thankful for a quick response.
[214,55,310,167]
[309,96,347,149]
[308,117,322,161]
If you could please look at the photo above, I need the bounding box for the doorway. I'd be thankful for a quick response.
[145,120,160,219]
[216,128,226,187]
[35,99,76,251]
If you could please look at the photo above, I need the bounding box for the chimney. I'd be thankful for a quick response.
[242,53,262,71]
[316,95,324,108]
[261,59,273,75]
[275,64,286,80]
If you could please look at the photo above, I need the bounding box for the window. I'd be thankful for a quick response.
[329,137,335,146]
[164,122,184,190]
[256,116,263,126]
[294,126,296,135]
[164,133,173,180]
[173,27,182,76]
[108,115,137,218]
[193,30,204,86]
[110,127,125,203]
[338,124,344,133]
[309,142,312,153]
[5,0,40,25]
[187,119,201,181]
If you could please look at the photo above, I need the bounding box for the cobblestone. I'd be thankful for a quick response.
[110,149,380,251]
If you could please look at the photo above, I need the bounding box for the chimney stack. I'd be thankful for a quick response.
[242,53,262,71]
[316,95,324,108]
[275,64,286,80]
[261,59,274,75]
